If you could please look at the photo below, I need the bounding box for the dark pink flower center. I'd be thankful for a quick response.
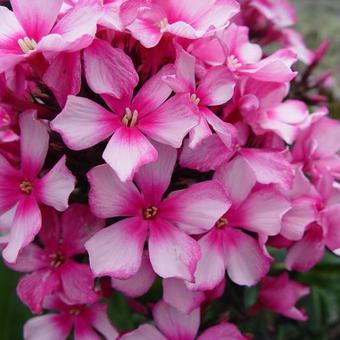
[69,307,81,316]
[215,217,228,229]
[122,108,138,127]
[143,206,158,220]
[49,251,66,268]
[18,37,38,54]
[190,93,200,105]
[19,180,33,195]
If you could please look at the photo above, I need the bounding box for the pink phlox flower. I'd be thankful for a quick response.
[188,24,297,82]
[119,0,240,48]
[188,23,262,70]
[0,0,103,72]
[248,0,297,30]
[292,114,340,181]
[186,153,291,289]
[23,295,119,340]
[85,142,230,282]
[6,204,103,313]
[163,44,238,149]
[223,76,312,144]
[52,41,198,181]
[0,111,75,263]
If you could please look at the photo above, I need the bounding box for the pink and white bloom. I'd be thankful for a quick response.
[189,24,297,82]
[258,273,310,321]
[223,76,313,144]
[164,45,237,149]
[51,48,198,181]
[187,155,291,290]
[0,111,75,263]
[248,0,297,29]
[120,0,240,48]
[7,205,103,313]
[120,300,246,340]
[292,115,340,180]
[189,23,262,70]
[0,0,102,72]
[85,143,229,282]
[24,295,118,340]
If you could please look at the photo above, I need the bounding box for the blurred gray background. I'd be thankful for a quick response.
[292,0,340,96]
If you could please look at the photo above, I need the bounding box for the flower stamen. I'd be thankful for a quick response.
[143,206,158,220]
[190,93,200,105]
[122,108,138,128]
[158,18,169,32]
[18,37,38,54]
[69,307,81,316]
[19,180,33,195]
[227,54,242,70]
[216,217,228,229]
[49,251,65,268]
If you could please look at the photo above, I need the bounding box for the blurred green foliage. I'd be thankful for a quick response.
[0,262,30,340]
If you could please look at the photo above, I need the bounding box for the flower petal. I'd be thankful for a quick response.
[163,278,205,314]
[43,51,81,107]
[35,156,75,211]
[0,154,22,214]
[281,199,316,241]
[161,180,230,234]
[223,228,271,286]
[87,164,143,218]
[153,300,200,340]
[20,111,49,179]
[24,314,72,340]
[11,0,63,40]
[51,96,118,150]
[120,324,166,340]
[17,269,59,314]
[197,66,235,106]
[215,155,256,206]
[0,6,25,55]
[133,64,174,116]
[138,94,198,148]
[198,322,246,340]
[134,142,176,205]
[6,243,48,272]
[285,224,325,272]
[148,218,200,282]
[85,217,148,279]
[38,1,102,52]
[83,39,138,100]
[240,148,294,189]
[60,260,97,305]
[111,252,156,297]
[3,196,41,263]
[87,303,119,340]
[187,229,225,291]
[228,187,290,236]
[60,204,105,255]
[103,126,158,182]
[74,318,101,340]
[179,134,233,172]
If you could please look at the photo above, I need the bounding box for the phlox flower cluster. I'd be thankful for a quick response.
[0,0,338,339]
